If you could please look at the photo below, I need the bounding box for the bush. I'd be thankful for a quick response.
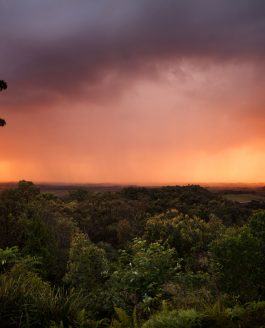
[142,309,203,328]
[142,302,265,328]
[0,264,88,327]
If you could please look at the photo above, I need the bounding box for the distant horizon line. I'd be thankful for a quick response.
[0,181,265,187]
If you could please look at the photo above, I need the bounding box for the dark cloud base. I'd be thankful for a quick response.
[0,0,265,108]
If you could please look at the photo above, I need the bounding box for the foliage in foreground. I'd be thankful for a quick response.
[0,264,89,327]
[142,302,265,328]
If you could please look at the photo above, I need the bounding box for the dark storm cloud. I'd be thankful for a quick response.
[1,0,265,108]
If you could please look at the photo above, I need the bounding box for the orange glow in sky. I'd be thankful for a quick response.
[1,2,265,184]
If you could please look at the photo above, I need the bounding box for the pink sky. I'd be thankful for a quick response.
[0,1,265,184]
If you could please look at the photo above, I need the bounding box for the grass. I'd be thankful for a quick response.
[223,193,265,203]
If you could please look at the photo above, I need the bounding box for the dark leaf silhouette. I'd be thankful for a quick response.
[0,80,7,91]
[0,79,7,127]
[0,119,6,126]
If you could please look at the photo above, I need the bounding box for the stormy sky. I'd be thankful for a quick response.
[0,0,265,183]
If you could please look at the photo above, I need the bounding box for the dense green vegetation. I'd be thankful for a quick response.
[1,181,265,327]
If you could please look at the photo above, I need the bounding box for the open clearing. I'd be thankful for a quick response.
[223,193,265,203]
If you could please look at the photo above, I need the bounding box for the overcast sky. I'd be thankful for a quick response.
[0,0,265,184]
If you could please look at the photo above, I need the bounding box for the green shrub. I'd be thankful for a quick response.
[142,302,265,328]
[142,309,203,328]
[0,264,88,327]
[237,301,265,328]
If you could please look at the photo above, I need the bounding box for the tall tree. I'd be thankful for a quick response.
[0,80,7,126]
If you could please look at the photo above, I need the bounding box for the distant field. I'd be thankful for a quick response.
[223,193,265,203]
[41,185,123,196]
[0,182,124,196]
[1,182,265,202]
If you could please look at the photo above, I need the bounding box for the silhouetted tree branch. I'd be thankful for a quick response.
[0,80,7,127]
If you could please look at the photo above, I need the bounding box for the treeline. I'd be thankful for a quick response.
[0,181,265,327]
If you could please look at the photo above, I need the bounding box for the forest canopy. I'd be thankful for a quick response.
[1,182,265,327]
